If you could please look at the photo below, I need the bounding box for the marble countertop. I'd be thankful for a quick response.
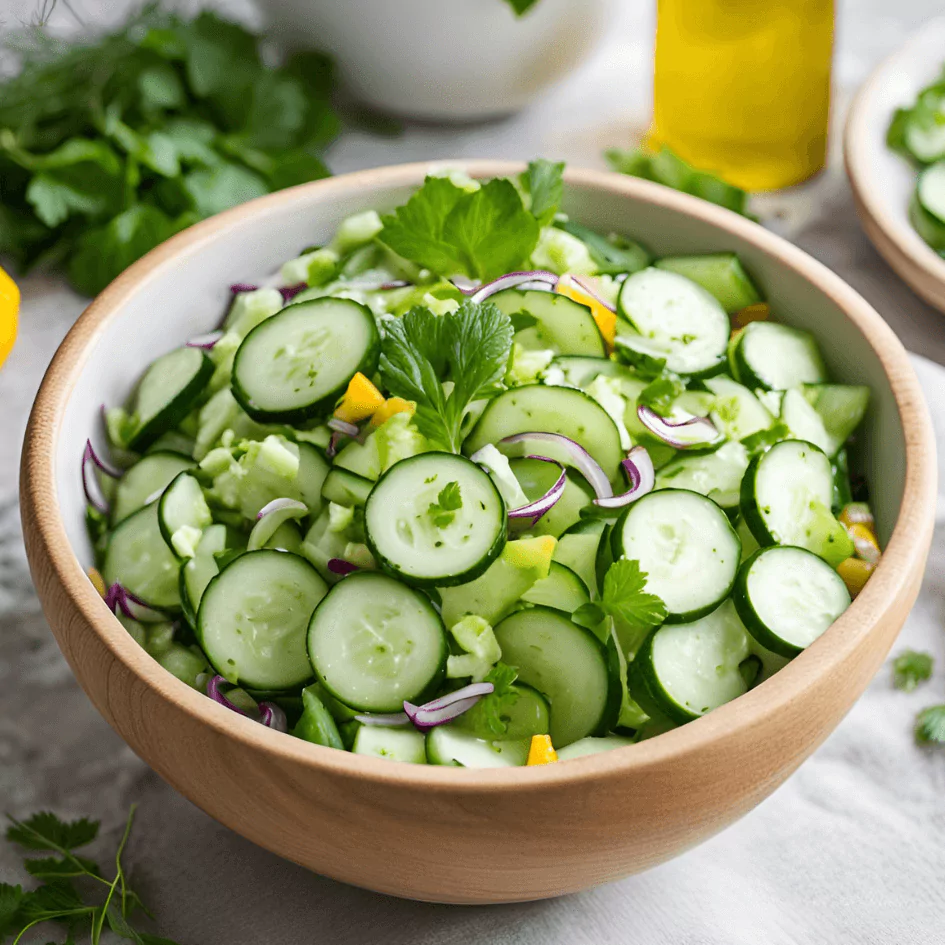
[1,1,944,941]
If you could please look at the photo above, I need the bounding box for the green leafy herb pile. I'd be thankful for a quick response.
[0,5,339,296]
[890,648,945,746]
[0,807,180,944]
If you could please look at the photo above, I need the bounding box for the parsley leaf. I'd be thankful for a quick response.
[520,159,564,227]
[429,481,463,528]
[379,301,514,452]
[379,175,540,281]
[893,650,933,692]
[638,375,685,416]
[6,812,99,852]
[0,883,24,938]
[574,559,667,633]
[915,705,945,745]
[460,663,521,737]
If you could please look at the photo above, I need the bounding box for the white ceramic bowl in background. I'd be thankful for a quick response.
[255,0,616,121]
[845,17,945,315]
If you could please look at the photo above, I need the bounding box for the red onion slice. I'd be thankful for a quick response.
[508,455,566,526]
[82,440,119,514]
[104,582,167,623]
[403,682,495,731]
[593,447,655,510]
[258,701,288,732]
[454,270,558,302]
[207,675,251,715]
[327,417,360,438]
[230,283,260,294]
[354,712,411,726]
[380,280,412,290]
[186,330,224,350]
[327,558,359,576]
[637,404,720,449]
[498,432,613,500]
[279,283,307,303]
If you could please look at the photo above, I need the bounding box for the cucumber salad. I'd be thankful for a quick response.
[83,162,882,768]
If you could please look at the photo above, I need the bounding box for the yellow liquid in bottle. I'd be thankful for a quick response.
[650,0,834,191]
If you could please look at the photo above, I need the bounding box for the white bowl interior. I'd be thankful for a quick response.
[59,171,905,581]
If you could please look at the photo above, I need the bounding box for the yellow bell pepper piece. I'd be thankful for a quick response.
[556,276,617,350]
[0,265,19,370]
[527,734,558,766]
[87,567,107,598]
[845,522,881,564]
[837,557,875,598]
[334,372,386,424]
[732,302,770,329]
[370,396,416,428]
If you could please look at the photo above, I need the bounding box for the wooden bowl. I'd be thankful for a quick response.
[845,17,945,314]
[21,161,937,904]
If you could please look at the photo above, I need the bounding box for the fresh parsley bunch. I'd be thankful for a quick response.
[0,6,339,296]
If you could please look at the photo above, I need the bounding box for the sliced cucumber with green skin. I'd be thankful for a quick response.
[740,439,855,567]
[733,546,851,658]
[365,453,506,588]
[293,686,345,750]
[780,388,833,456]
[103,502,181,611]
[801,384,870,457]
[180,523,227,627]
[490,288,605,357]
[321,467,374,508]
[307,571,447,713]
[492,607,620,747]
[521,561,590,613]
[425,727,528,767]
[628,599,750,724]
[616,267,730,376]
[465,385,624,484]
[127,347,213,452]
[296,442,331,516]
[594,521,615,595]
[550,355,629,389]
[157,472,212,559]
[654,441,749,511]
[556,734,635,761]
[611,489,740,623]
[909,190,945,253]
[654,253,763,314]
[353,726,427,764]
[917,160,945,224]
[232,298,380,424]
[509,459,592,538]
[730,321,827,390]
[111,451,195,526]
[198,550,327,690]
[704,375,775,441]
[454,683,551,741]
[832,448,853,512]
[553,519,606,601]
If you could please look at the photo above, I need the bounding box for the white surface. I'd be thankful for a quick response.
[255,0,616,120]
[845,17,945,293]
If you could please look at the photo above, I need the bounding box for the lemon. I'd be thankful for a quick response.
[0,265,19,370]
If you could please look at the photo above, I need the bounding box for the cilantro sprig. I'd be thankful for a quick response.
[573,559,667,634]
[0,807,180,944]
[915,705,945,745]
[458,663,521,737]
[893,650,933,692]
[379,300,514,452]
[428,481,462,528]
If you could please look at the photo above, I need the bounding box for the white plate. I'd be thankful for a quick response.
[845,17,945,314]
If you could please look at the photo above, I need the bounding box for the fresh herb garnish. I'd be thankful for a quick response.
[502,0,542,14]
[428,481,462,527]
[0,807,181,944]
[893,650,934,692]
[378,175,540,281]
[554,221,651,275]
[605,145,751,217]
[519,159,564,227]
[915,705,945,745]
[0,7,338,296]
[461,662,520,737]
[379,300,515,452]
[573,559,667,632]
[637,374,685,416]
[740,422,790,456]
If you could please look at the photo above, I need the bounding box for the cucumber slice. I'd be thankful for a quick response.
[454,684,551,741]
[180,524,226,627]
[654,253,762,313]
[465,384,624,484]
[629,599,750,724]
[425,727,528,767]
[198,550,327,690]
[307,572,447,712]
[292,686,345,749]
[103,502,181,611]
[909,190,945,253]
[730,321,827,390]
[556,734,635,761]
[654,441,749,511]
[780,388,832,456]
[704,375,775,441]
[490,288,605,357]
[157,472,212,559]
[353,726,427,764]
[918,160,945,224]
[549,355,635,390]
[296,443,330,516]
[611,489,740,623]
[300,507,349,582]
[232,298,380,423]
[111,451,195,526]
[553,519,607,600]
[733,546,851,658]
[905,95,945,162]
[740,439,855,566]
[127,347,213,452]
[801,384,870,456]
[509,459,592,538]
[321,467,374,508]
[365,453,506,588]
[616,268,729,376]
[521,561,590,613]
[492,607,620,747]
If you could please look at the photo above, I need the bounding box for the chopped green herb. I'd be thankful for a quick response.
[638,375,685,416]
[741,422,790,456]
[429,481,463,528]
[893,650,934,692]
[573,559,667,632]
[462,662,520,737]
[519,158,564,227]
[915,704,945,745]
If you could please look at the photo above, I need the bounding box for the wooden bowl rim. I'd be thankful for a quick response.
[844,17,945,311]
[21,159,937,791]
